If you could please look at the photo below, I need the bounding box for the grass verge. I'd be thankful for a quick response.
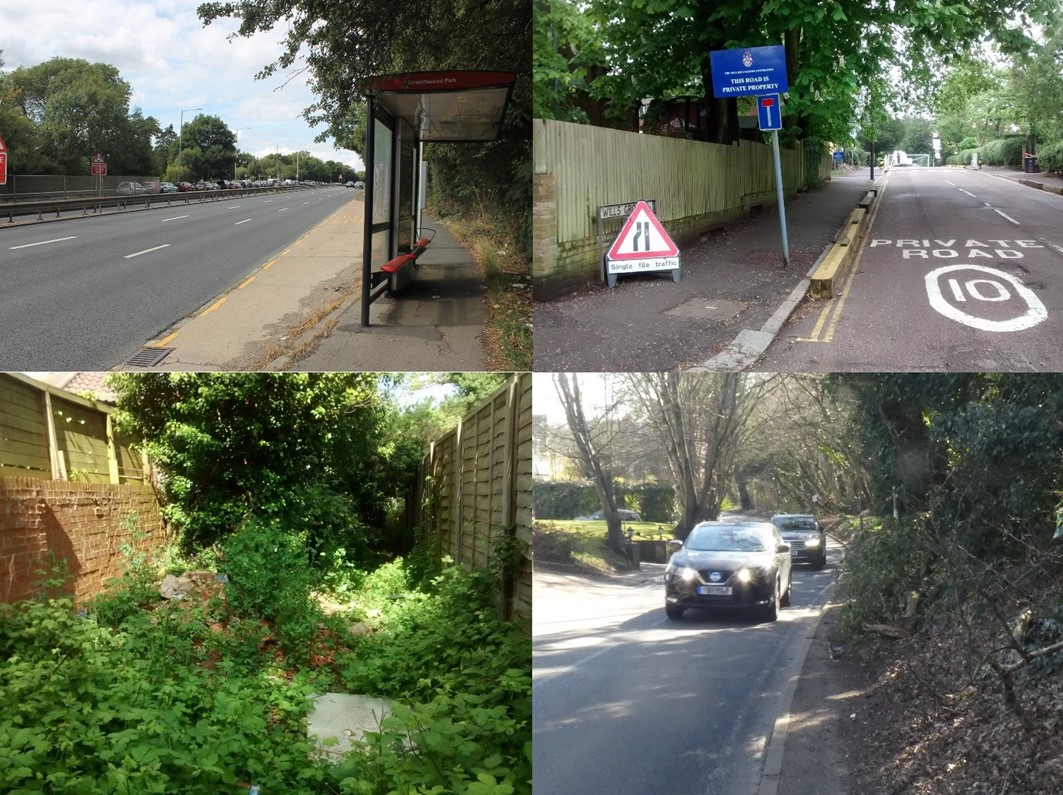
[533,520,674,575]
[429,203,531,371]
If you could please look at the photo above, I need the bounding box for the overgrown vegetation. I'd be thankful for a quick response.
[432,205,531,371]
[822,374,1063,792]
[0,533,530,794]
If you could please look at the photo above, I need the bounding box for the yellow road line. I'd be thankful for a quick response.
[149,331,179,348]
[238,275,256,289]
[198,296,228,317]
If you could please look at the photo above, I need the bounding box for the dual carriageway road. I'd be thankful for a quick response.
[0,186,358,370]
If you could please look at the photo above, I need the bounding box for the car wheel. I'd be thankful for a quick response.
[780,573,792,608]
[761,579,780,622]
[665,603,684,620]
[812,552,826,571]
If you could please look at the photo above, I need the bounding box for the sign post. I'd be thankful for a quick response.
[710,46,791,268]
[0,133,8,187]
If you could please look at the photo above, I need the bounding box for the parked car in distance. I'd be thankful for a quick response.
[573,509,642,522]
[116,181,150,194]
[354,180,365,189]
[665,520,792,621]
[770,514,826,569]
[159,182,178,193]
[177,182,196,192]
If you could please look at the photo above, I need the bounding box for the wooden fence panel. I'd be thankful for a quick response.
[0,378,51,478]
[534,119,833,291]
[415,374,532,624]
[0,373,145,485]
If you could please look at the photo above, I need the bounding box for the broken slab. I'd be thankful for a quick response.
[306,693,396,761]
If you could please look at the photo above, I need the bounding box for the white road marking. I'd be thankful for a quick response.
[1049,242,1063,256]
[10,236,77,250]
[959,189,978,198]
[234,219,252,226]
[926,264,1047,332]
[946,180,956,186]
[993,208,1020,225]
[278,207,289,212]
[161,215,189,222]
[227,205,242,209]
[124,244,171,259]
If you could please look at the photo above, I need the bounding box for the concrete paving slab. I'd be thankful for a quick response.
[287,213,487,371]
[307,693,395,761]
[113,199,488,372]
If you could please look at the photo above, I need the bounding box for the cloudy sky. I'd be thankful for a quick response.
[3,0,364,170]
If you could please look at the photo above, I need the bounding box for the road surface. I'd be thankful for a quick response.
[758,167,1063,370]
[533,539,842,795]
[0,186,356,370]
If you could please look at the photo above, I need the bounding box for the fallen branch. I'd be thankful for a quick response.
[864,623,911,639]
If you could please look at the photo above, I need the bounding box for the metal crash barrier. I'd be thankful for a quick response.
[355,70,515,326]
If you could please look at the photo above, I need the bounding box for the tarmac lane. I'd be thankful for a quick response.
[758,167,1063,371]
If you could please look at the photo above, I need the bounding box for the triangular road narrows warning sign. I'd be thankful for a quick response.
[607,201,679,260]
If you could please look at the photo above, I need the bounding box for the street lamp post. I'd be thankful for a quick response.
[178,107,203,184]
[234,128,250,181]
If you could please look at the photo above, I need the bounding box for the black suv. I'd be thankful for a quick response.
[770,514,826,569]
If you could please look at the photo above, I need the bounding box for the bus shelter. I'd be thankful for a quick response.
[356,70,516,326]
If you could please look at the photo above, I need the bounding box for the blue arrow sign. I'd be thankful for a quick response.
[710,45,789,98]
[757,94,782,131]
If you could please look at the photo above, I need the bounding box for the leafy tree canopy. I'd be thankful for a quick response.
[0,57,160,174]
[111,373,424,563]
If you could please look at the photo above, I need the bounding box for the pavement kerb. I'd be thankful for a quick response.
[757,569,841,795]
[976,166,1063,196]
[687,183,878,371]
[809,183,880,299]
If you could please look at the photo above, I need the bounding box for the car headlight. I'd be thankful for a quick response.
[737,568,752,583]
[804,537,822,548]
[667,565,698,583]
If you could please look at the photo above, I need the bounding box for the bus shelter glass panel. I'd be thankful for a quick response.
[397,118,417,253]
[371,116,392,266]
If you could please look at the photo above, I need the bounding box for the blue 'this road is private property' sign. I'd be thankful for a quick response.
[709,45,789,98]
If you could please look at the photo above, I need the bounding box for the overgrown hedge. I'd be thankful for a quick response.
[1038,141,1063,174]
[945,136,1035,168]
[533,481,676,522]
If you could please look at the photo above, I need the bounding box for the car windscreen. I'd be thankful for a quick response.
[685,526,769,552]
[776,518,816,530]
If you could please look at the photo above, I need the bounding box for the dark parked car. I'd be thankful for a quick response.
[770,514,826,569]
[574,509,641,522]
[665,520,792,621]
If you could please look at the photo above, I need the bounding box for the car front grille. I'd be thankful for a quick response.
[697,568,734,583]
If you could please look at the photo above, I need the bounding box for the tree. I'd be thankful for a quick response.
[198,0,532,251]
[624,373,767,539]
[734,375,872,514]
[553,373,627,554]
[0,58,158,175]
[173,114,236,180]
[111,373,422,561]
[541,0,1058,152]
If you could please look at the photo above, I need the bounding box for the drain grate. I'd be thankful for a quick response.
[125,347,174,368]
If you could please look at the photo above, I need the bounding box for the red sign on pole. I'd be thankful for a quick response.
[0,133,7,186]
[91,152,107,177]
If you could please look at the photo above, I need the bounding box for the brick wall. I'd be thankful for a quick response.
[0,477,167,604]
